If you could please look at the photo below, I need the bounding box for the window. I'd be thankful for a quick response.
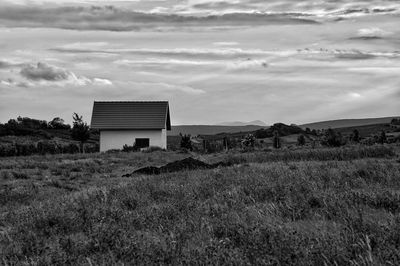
[135,138,150,148]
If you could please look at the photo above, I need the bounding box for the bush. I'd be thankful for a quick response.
[71,113,90,153]
[297,134,306,146]
[12,171,29,179]
[122,144,139,152]
[321,128,346,147]
[142,146,164,153]
[391,118,400,125]
[0,143,16,157]
[84,143,100,153]
[105,149,121,154]
[242,134,256,148]
[15,143,38,156]
[254,129,271,139]
[273,131,281,149]
[180,133,192,151]
[37,141,60,155]
[62,143,80,154]
[378,130,387,144]
[48,117,71,130]
[350,129,360,143]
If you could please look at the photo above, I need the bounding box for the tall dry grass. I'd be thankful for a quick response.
[0,144,399,265]
[223,145,396,165]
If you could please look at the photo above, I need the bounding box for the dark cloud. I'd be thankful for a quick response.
[51,46,400,63]
[350,36,383,40]
[0,5,318,32]
[20,62,71,81]
[190,0,400,18]
[0,61,112,88]
[334,53,377,60]
[0,61,11,68]
[0,60,19,68]
[50,47,272,60]
[192,1,252,11]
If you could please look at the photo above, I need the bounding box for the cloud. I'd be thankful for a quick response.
[55,46,400,62]
[187,0,400,19]
[352,27,393,40]
[292,48,400,61]
[0,60,12,68]
[334,53,377,60]
[192,1,253,12]
[1,62,113,87]
[0,59,23,68]
[92,78,113,86]
[54,46,291,59]
[227,59,269,70]
[0,78,32,88]
[0,5,318,32]
[60,42,110,50]
[53,47,277,61]
[113,58,217,66]
[213,42,239,46]
[348,92,362,99]
[123,81,205,95]
[20,62,70,81]
[347,67,400,74]
[113,57,269,71]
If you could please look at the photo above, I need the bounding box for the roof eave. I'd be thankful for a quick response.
[166,104,172,131]
[91,127,166,130]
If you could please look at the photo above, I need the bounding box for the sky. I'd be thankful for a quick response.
[0,0,399,125]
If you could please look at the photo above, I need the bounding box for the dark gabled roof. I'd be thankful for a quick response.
[90,101,171,130]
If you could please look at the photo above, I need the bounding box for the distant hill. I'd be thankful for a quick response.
[169,125,266,136]
[300,116,398,130]
[334,123,392,138]
[217,120,267,126]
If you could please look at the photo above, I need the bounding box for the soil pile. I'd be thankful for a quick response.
[123,157,232,176]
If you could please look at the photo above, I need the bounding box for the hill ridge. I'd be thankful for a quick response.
[300,116,398,130]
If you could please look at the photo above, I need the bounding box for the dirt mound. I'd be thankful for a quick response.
[123,157,232,176]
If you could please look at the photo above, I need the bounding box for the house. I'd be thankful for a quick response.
[90,101,171,152]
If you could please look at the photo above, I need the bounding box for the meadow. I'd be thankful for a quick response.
[1,145,400,265]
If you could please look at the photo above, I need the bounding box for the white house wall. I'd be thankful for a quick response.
[100,130,167,152]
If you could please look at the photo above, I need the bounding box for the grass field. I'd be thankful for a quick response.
[1,145,400,265]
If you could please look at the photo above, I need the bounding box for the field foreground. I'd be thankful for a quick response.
[1,145,400,265]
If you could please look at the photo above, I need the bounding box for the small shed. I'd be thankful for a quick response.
[90,101,171,152]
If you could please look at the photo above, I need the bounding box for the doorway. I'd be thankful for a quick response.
[135,138,150,149]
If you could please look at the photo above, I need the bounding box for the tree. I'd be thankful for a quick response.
[254,129,271,139]
[71,113,90,153]
[391,118,400,125]
[273,130,281,149]
[49,117,70,130]
[179,133,192,151]
[322,128,345,147]
[223,136,230,151]
[297,134,306,146]
[241,134,256,149]
[378,130,387,144]
[17,116,48,129]
[311,129,318,136]
[351,129,360,143]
